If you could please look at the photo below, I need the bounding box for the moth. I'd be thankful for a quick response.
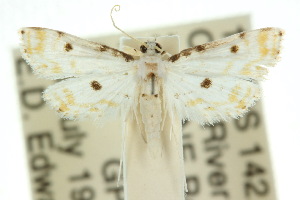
[19,27,283,149]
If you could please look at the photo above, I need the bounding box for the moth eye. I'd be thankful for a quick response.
[155,43,162,53]
[140,45,147,53]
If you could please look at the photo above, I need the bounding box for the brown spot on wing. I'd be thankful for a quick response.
[57,31,65,37]
[261,27,273,32]
[194,45,206,52]
[154,94,158,98]
[97,45,134,62]
[279,31,284,36]
[230,45,239,53]
[174,46,205,59]
[98,45,107,52]
[168,53,180,62]
[168,44,208,63]
[181,49,192,57]
[112,51,120,57]
[64,43,73,52]
[194,40,229,53]
[168,38,232,63]
[30,27,43,30]
[21,30,25,34]
[239,32,246,39]
[90,81,102,91]
[201,78,212,88]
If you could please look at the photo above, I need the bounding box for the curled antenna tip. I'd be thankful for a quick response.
[110,5,147,47]
[111,5,120,13]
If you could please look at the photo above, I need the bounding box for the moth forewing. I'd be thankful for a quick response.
[168,27,284,81]
[19,27,135,80]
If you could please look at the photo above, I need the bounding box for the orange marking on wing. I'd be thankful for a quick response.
[55,95,70,112]
[63,89,75,105]
[36,64,48,70]
[89,107,100,112]
[26,31,33,55]
[35,30,46,53]
[211,101,228,106]
[205,107,216,111]
[240,58,261,75]
[223,61,233,74]
[229,85,241,102]
[186,98,204,106]
[79,99,118,108]
[70,60,76,68]
[98,99,118,107]
[258,31,269,57]
[236,87,252,109]
[58,103,70,112]
[52,64,62,73]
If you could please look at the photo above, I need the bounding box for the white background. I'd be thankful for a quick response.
[0,0,299,200]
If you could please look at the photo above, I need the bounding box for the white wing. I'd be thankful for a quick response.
[43,73,137,124]
[20,27,138,122]
[165,27,283,125]
[19,27,135,79]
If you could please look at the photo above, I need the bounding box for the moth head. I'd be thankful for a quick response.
[140,41,164,56]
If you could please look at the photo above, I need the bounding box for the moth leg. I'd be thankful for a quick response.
[135,103,148,143]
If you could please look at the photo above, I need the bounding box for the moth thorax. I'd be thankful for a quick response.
[145,62,158,71]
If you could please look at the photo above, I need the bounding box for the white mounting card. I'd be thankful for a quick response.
[14,15,277,200]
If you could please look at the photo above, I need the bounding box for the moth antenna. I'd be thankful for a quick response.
[110,5,147,47]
